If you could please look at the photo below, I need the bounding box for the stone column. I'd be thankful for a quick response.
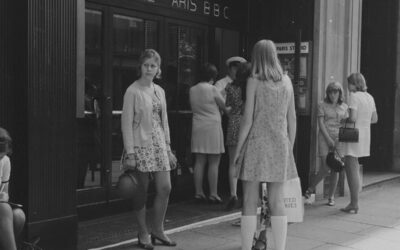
[311,0,363,198]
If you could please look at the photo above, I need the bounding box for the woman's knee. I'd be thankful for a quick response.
[12,209,25,234]
[268,182,285,214]
[157,183,172,197]
[0,203,13,221]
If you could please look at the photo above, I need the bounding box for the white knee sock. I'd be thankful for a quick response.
[241,215,257,250]
[271,216,287,250]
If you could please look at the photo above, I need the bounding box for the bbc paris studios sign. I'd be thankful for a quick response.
[171,0,231,20]
[276,42,309,54]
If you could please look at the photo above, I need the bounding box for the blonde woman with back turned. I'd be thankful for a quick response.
[234,40,298,250]
[341,73,377,214]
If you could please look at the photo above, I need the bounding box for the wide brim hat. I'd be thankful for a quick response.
[226,56,247,66]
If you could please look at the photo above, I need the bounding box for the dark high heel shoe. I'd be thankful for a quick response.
[340,205,359,214]
[194,193,207,203]
[151,233,177,247]
[208,195,223,204]
[137,234,154,250]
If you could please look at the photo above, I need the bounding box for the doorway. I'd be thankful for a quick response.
[76,4,210,213]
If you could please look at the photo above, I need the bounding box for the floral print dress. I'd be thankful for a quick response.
[133,95,170,172]
[225,83,243,146]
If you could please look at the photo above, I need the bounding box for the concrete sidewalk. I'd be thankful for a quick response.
[99,178,400,250]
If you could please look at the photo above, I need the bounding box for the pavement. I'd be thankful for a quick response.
[87,176,400,250]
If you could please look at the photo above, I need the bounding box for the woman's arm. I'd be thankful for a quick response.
[347,108,357,123]
[286,83,297,149]
[160,88,171,150]
[318,116,335,148]
[234,77,257,160]
[214,86,231,114]
[121,89,138,168]
[371,111,378,124]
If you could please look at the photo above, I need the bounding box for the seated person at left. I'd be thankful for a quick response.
[0,127,26,250]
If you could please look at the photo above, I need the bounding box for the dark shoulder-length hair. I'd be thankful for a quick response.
[231,62,251,102]
[198,63,218,83]
[324,81,344,105]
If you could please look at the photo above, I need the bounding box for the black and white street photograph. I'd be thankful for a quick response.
[1,0,400,249]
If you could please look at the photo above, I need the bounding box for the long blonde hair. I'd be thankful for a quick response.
[251,40,283,82]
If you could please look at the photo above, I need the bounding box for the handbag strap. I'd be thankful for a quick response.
[344,118,356,128]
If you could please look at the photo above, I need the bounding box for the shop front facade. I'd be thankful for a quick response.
[3,0,399,249]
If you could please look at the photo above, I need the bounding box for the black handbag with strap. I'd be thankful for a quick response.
[339,120,359,142]
[326,149,344,172]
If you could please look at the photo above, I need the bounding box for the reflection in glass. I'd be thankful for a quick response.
[77,9,103,189]
[165,24,205,180]
[111,15,159,184]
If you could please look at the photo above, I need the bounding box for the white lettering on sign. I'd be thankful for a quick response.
[203,1,210,15]
[171,0,197,12]
[276,42,309,54]
[171,0,229,20]
[213,3,220,17]
[223,6,229,19]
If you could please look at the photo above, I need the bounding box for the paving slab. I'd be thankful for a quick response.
[89,178,400,250]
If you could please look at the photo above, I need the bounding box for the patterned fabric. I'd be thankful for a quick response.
[238,77,298,182]
[260,183,271,228]
[134,96,170,172]
[225,84,243,146]
[317,102,348,157]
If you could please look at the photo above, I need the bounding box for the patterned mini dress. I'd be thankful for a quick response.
[133,94,170,172]
[225,83,243,146]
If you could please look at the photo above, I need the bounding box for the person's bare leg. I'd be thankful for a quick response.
[193,153,207,196]
[307,156,330,192]
[12,208,25,245]
[134,172,151,244]
[328,170,339,200]
[208,154,221,198]
[241,180,259,250]
[268,182,287,250]
[228,146,238,197]
[0,203,17,250]
[343,156,360,211]
[151,171,172,242]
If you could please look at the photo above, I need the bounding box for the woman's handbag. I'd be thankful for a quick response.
[116,151,146,210]
[283,177,304,223]
[326,149,344,172]
[339,120,359,142]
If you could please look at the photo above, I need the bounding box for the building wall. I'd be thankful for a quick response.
[26,0,78,248]
[361,0,398,171]
[0,0,30,235]
[0,1,79,249]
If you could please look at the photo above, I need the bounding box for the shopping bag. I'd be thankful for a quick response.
[283,177,304,223]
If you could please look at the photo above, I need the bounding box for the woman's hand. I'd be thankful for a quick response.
[327,138,336,149]
[123,153,137,170]
[168,151,177,169]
